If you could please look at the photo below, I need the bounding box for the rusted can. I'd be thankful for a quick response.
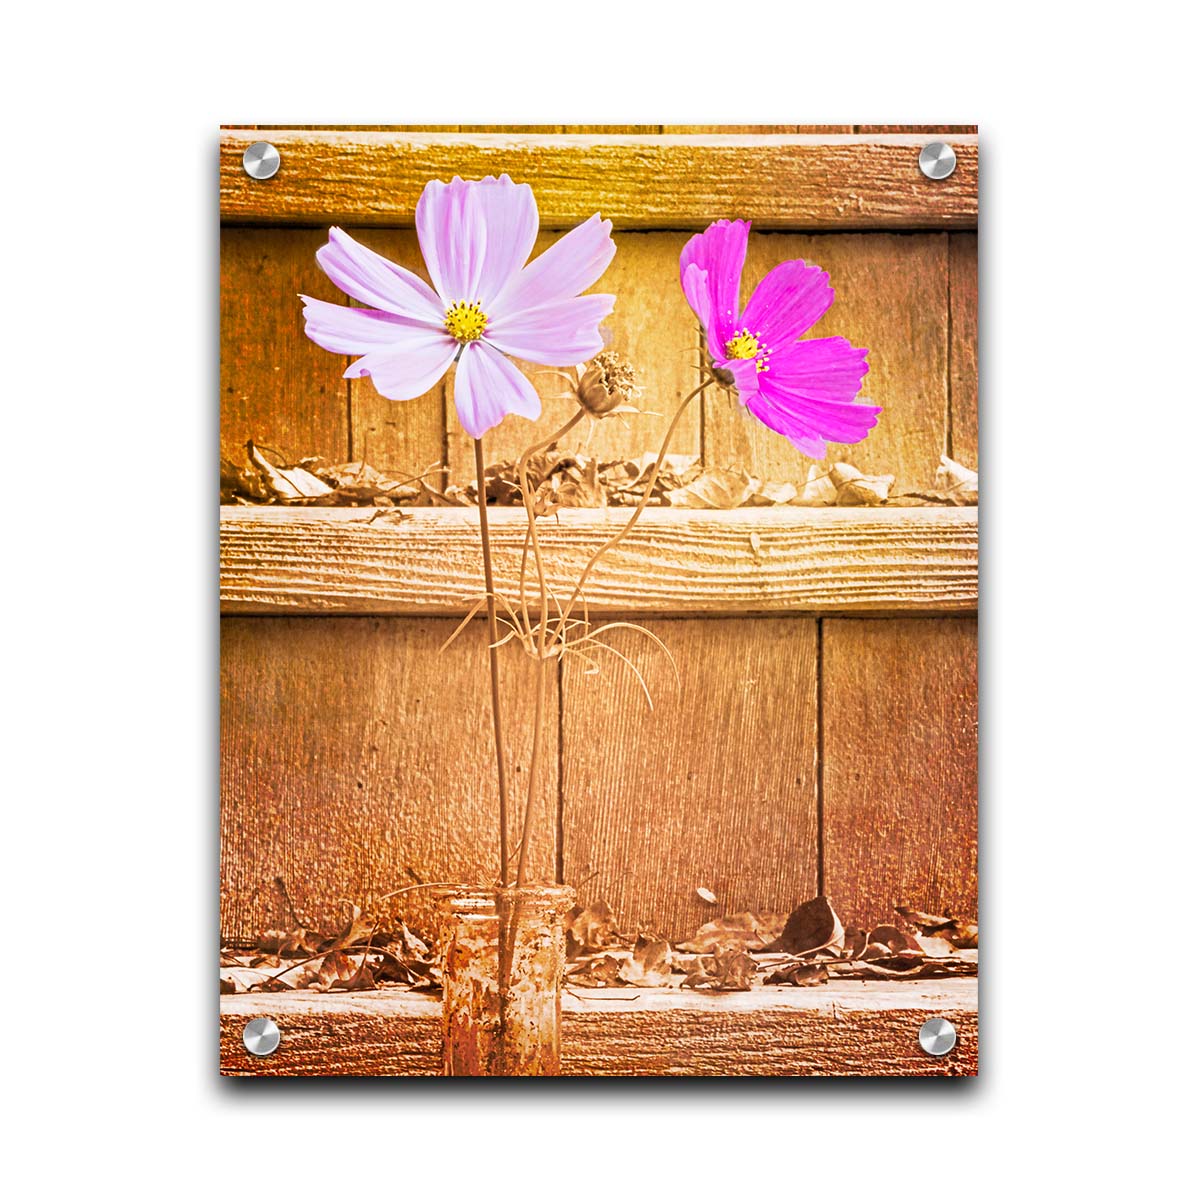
[436,884,574,1076]
[496,885,575,1076]
[436,887,501,1076]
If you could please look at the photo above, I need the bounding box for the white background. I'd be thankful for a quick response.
[2,2,1194,1192]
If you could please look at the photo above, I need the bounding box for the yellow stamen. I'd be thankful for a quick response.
[724,329,760,359]
[723,327,770,373]
[444,300,489,343]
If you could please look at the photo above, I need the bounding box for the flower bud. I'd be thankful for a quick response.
[576,350,640,417]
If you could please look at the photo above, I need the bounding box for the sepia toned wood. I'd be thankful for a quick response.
[822,618,978,928]
[703,233,949,495]
[220,228,349,462]
[220,506,978,616]
[662,125,855,134]
[856,125,978,134]
[219,979,977,1076]
[220,131,978,230]
[562,618,819,941]
[444,232,702,484]
[340,228,446,479]
[219,617,557,944]
[949,232,979,470]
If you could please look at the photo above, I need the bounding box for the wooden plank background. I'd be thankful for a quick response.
[220,131,977,230]
[219,507,978,617]
[220,233,975,486]
[220,126,978,946]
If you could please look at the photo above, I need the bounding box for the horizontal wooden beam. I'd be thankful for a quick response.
[220,506,978,616]
[220,131,977,230]
[220,979,977,1077]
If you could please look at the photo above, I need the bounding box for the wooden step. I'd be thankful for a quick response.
[220,978,977,1077]
[220,505,978,617]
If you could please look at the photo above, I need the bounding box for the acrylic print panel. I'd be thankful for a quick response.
[219,126,979,1077]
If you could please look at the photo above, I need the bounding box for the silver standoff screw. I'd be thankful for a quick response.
[918,1016,957,1056]
[918,141,957,181]
[242,1016,281,1057]
[242,141,281,181]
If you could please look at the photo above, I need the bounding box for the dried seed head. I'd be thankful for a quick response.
[576,350,640,417]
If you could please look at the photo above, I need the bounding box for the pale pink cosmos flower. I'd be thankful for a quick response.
[301,175,616,438]
[680,219,879,459]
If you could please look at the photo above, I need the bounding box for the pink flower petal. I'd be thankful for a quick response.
[491,214,615,316]
[741,258,834,347]
[342,325,458,402]
[471,175,539,306]
[681,263,718,358]
[766,336,871,403]
[745,389,833,458]
[485,294,615,366]
[452,342,542,438]
[725,337,876,456]
[679,219,750,348]
[301,295,433,355]
[416,177,488,305]
[315,228,444,323]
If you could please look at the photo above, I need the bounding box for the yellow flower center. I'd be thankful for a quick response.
[444,300,489,343]
[723,327,771,373]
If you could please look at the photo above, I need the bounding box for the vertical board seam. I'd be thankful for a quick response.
[816,617,825,896]
[556,655,565,885]
[944,233,954,461]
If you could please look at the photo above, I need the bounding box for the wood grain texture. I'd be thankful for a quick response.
[444,233,702,485]
[703,233,949,494]
[822,618,978,928]
[219,979,978,1076]
[340,229,446,478]
[561,619,819,941]
[220,228,349,462]
[219,506,979,616]
[219,617,556,943]
[856,125,978,134]
[220,131,978,230]
[949,233,979,470]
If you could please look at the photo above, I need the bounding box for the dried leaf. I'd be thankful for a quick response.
[246,440,334,500]
[667,468,758,509]
[935,455,978,503]
[765,962,829,987]
[677,911,787,954]
[683,946,757,991]
[621,936,673,987]
[565,900,623,958]
[829,462,893,506]
[768,896,845,956]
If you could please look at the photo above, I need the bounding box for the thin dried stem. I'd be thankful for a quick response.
[513,408,585,887]
[474,437,510,886]
[554,378,714,637]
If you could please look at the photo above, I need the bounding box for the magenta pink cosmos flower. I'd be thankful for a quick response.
[301,175,616,438]
[680,220,879,459]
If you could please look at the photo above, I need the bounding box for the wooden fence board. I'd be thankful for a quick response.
[444,232,702,484]
[220,228,349,462]
[220,131,978,230]
[561,618,819,942]
[219,506,979,617]
[219,617,557,944]
[822,618,978,928]
[220,979,978,1076]
[703,232,949,495]
[950,232,979,470]
[337,228,447,479]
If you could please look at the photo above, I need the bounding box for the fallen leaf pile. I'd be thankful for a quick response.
[220,901,438,996]
[221,440,977,511]
[559,895,976,993]
[221,892,975,997]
